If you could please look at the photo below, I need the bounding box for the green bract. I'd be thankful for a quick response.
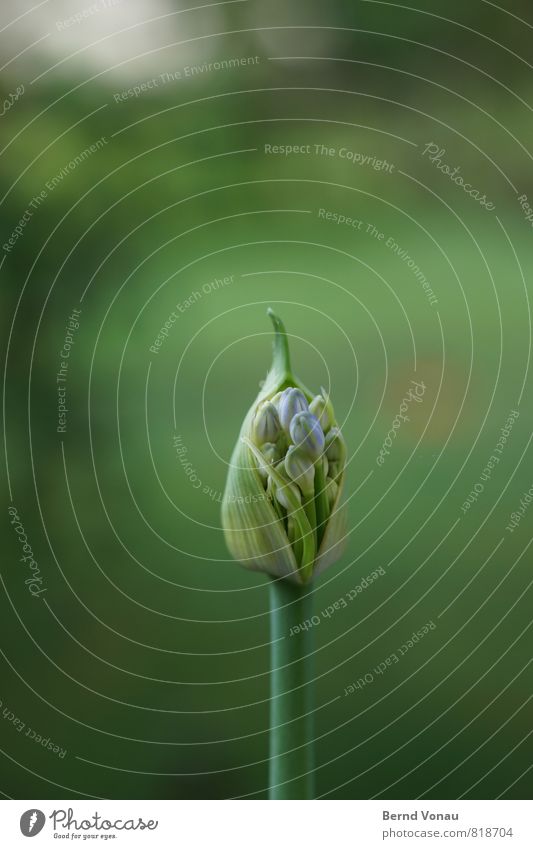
[221,309,347,585]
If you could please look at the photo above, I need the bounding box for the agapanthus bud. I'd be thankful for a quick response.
[325,427,346,464]
[309,394,333,433]
[285,445,315,497]
[289,411,325,461]
[270,465,302,511]
[221,309,347,585]
[324,476,339,510]
[252,401,281,445]
[324,427,346,481]
[277,387,308,432]
[256,442,279,481]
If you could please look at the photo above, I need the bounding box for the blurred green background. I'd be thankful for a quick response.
[1,0,532,799]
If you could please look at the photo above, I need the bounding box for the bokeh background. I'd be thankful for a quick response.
[1,0,532,800]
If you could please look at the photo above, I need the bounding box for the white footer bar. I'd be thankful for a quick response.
[1,799,531,848]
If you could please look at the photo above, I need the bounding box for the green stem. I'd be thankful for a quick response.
[303,492,317,549]
[269,579,315,799]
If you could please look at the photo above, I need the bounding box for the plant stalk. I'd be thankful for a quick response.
[269,578,314,799]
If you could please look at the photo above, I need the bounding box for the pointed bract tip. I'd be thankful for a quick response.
[267,307,283,331]
[266,307,292,380]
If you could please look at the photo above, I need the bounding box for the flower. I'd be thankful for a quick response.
[221,309,347,585]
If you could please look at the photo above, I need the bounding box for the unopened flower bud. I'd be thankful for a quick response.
[285,445,315,497]
[325,427,346,465]
[271,468,302,511]
[324,476,339,509]
[328,461,341,480]
[221,309,347,585]
[252,401,281,445]
[278,387,308,432]
[290,412,325,460]
[256,442,279,481]
[309,394,334,433]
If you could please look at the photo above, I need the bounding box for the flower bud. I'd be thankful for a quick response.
[325,427,346,465]
[309,393,334,433]
[277,387,308,432]
[328,461,341,480]
[221,309,347,585]
[256,442,279,481]
[270,466,302,511]
[324,428,346,481]
[290,412,325,461]
[252,401,281,445]
[285,445,315,498]
[324,476,339,510]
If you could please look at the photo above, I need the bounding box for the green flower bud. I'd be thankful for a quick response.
[252,401,281,445]
[256,442,280,481]
[325,427,346,465]
[324,476,339,510]
[309,393,334,433]
[328,461,341,480]
[289,412,325,461]
[271,464,302,511]
[285,445,315,498]
[221,309,347,585]
[324,428,346,482]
